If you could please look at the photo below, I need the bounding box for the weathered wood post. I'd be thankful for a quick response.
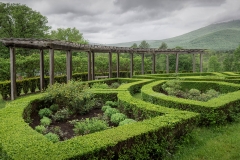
[40,49,44,91]
[141,53,144,74]
[152,53,156,74]
[116,52,120,78]
[88,51,92,81]
[166,54,169,73]
[175,53,179,73]
[91,51,95,80]
[192,53,196,73]
[10,47,16,100]
[200,53,203,72]
[109,51,112,78]
[130,52,133,78]
[49,48,54,85]
[66,50,72,82]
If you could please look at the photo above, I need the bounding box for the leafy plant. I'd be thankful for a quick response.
[105,101,118,107]
[35,125,46,134]
[101,105,112,112]
[44,132,60,143]
[119,119,137,126]
[38,108,52,118]
[40,116,52,127]
[73,118,109,135]
[52,108,70,122]
[110,113,127,125]
[104,108,120,118]
[49,104,59,112]
[91,82,109,89]
[110,82,120,89]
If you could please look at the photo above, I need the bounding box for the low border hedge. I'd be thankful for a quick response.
[0,79,199,159]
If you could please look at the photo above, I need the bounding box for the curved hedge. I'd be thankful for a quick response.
[0,78,199,159]
[141,80,240,125]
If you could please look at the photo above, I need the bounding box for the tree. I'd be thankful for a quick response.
[159,42,168,49]
[0,2,51,57]
[232,45,240,72]
[49,27,88,44]
[138,40,150,48]
[207,56,221,72]
[131,43,138,48]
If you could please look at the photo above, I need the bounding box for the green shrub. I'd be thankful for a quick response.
[44,132,60,143]
[105,101,118,107]
[206,89,219,98]
[101,105,112,112]
[52,108,70,122]
[40,116,52,126]
[49,104,59,112]
[110,113,127,125]
[104,108,120,118]
[119,119,137,126]
[35,125,46,134]
[110,82,120,89]
[38,108,52,118]
[91,82,110,89]
[45,81,95,114]
[73,118,109,135]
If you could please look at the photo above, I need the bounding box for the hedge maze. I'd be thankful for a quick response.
[0,72,240,159]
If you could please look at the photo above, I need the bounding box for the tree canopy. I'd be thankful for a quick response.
[159,42,168,49]
[138,40,150,48]
[131,43,138,48]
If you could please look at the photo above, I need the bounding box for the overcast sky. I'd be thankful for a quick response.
[2,0,240,44]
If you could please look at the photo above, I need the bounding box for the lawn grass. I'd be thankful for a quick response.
[0,95,6,109]
[167,121,240,160]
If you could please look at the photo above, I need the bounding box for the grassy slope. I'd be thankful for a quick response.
[107,20,240,50]
[0,95,6,109]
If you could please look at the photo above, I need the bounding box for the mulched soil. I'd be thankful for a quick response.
[30,108,106,141]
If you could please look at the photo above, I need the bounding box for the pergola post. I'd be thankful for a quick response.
[116,52,120,78]
[141,53,144,74]
[40,49,44,91]
[88,51,92,81]
[192,54,196,73]
[66,50,72,82]
[109,51,112,78]
[166,54,169,73]
[175,53,179,73]
[10,47,16,100]
[91,51,95,80]
[130,52,133,78]
[200,53,203,72]
[152,53,156,74]
[49,49,54,85]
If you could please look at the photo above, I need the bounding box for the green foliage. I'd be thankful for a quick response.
[105,101,118,107]
[110,113,127,125]
[52,108,70,122]
[208,56,222,72]
[104,108,120,118]
[45,81,95,114]
[40,116,52,127]
[131,43,138,48]
[73,118,109,135]
[49,104,59,112]
[138,40,150,48]
[101,105,111,112]
[38,108,52,118]
[110,82,121,89]
[159,42,168,49]
[119,119,137,126]
[44,132,60,143]
[35,125,46,134]
[91,82,109,89]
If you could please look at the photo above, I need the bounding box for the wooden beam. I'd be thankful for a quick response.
[49,49,54,85]
[91,51,95,80]
[192,54,196,73]
[141,53,144,74]
[40,49,44,91]
[109,51,112,78]
[116,52,120,78]
[130,53,133,78]
[200,53,203,72]
[175,53,179,73]
[152,53,156,74]
[166,54,169,73]
[66,50,72,82]
[88,51,92,81]
[10,47,16,100]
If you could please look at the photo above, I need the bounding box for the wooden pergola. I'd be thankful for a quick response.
[0,38,206,100]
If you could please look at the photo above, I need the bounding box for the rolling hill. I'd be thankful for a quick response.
[107,20,240,50]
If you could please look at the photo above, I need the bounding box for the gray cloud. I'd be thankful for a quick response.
[1,0,239,44]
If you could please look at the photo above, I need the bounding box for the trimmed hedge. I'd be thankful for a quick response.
[0,78,199,159]
[141,80,240,125]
